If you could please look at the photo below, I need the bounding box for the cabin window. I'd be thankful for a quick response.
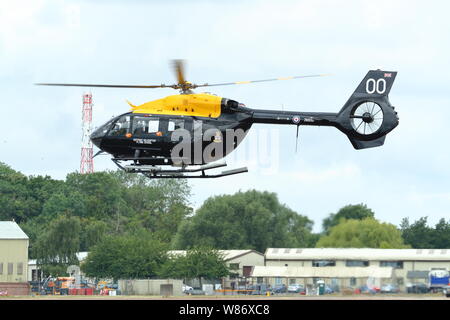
[312,260,336,267]
[17,262,23,275]
[380,261,403,269]
[346,260,369,267]
[168,119,184,131]
[132,116,160,135]
[229,263,239,271]
[109,115,131,136]
[7,263,13,275]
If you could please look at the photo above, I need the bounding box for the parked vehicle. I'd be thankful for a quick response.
[324,285,334,294]
[182,284,193,294]
[380,284,400,293]
[40,276,75,295]
[287,284,305,293]
[249,284,270,295]
[406,282,429,294]
[429,270,450,292]
[359,285,378,294]
[189,288,206,295]
[272,284,287,294]
[442,285,450,298]
[237,285,252,294]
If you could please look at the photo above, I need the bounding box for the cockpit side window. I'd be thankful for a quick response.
[108,115,131,136]
[132,116,160,135]
[168,119,184,131]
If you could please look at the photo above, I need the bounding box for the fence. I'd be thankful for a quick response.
[118,279,183,296]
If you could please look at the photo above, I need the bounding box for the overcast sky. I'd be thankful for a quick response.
[1,0,449,232]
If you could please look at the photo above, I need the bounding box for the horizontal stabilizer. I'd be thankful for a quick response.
[348,135,386,150]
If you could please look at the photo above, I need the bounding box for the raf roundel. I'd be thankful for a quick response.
[292,115,301,124]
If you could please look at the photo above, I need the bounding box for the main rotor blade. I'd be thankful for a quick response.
[35,83,173,89]
[172,59,187,85]
[193,74,330,88]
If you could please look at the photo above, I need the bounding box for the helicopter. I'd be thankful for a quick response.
[36,60,399,178]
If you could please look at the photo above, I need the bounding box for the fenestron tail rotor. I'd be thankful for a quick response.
[35,59,329,93]
[350,101,384,135]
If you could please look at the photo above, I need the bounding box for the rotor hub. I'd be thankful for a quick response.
[362,112,374,123]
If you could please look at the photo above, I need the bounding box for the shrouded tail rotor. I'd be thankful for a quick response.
[336,70,399,149]
[350,101,384,135]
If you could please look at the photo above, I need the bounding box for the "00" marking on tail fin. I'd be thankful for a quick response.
[366,78,386,94]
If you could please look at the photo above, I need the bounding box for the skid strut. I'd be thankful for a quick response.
[112,158,248,179]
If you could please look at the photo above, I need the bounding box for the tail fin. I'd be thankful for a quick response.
[337,70,399,149]
[353,70,397,97]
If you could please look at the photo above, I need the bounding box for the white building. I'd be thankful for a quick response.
[169,249,264,288]
[251,248,450,291]
[0,221,30,295]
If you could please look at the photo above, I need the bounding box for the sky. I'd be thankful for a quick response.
[1,0,449,233]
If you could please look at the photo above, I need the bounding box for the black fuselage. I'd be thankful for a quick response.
[91,78,399,166]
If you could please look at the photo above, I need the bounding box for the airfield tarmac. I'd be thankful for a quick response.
[1,293,448,300]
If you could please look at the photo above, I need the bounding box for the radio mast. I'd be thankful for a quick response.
[80,93,94,174]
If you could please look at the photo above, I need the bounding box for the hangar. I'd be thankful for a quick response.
[251,248,450,291]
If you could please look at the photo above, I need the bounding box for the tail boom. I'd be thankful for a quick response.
[249,69,399,150]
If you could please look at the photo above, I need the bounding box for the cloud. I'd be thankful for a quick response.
[1,0,450,233]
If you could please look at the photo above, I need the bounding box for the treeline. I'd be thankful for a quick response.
[1,162,449,277]
[1,162,192,274]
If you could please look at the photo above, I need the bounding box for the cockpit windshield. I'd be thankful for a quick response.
[108,115,131,136]
[91,118,116,139]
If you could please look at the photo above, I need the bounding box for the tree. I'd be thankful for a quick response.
[316,217,409,248]
[120,176,193,243]
[65,171,124,221]
[434,218,450,248]
[0,163,66,223]
[322,204,375,234]
[400,217,450,249]
[172,190,316,252]
[81,232,169,281]
[159,247,230,288]
[1,162,193,261]
[34,215,82,276]
[79,219,108,251]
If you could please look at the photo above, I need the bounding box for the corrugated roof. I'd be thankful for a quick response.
[265,248,450,261]
[0,221,29,240]
[168,250,262,261]
[251,266,394,278]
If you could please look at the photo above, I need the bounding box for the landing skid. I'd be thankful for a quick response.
[112,158,248,179]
